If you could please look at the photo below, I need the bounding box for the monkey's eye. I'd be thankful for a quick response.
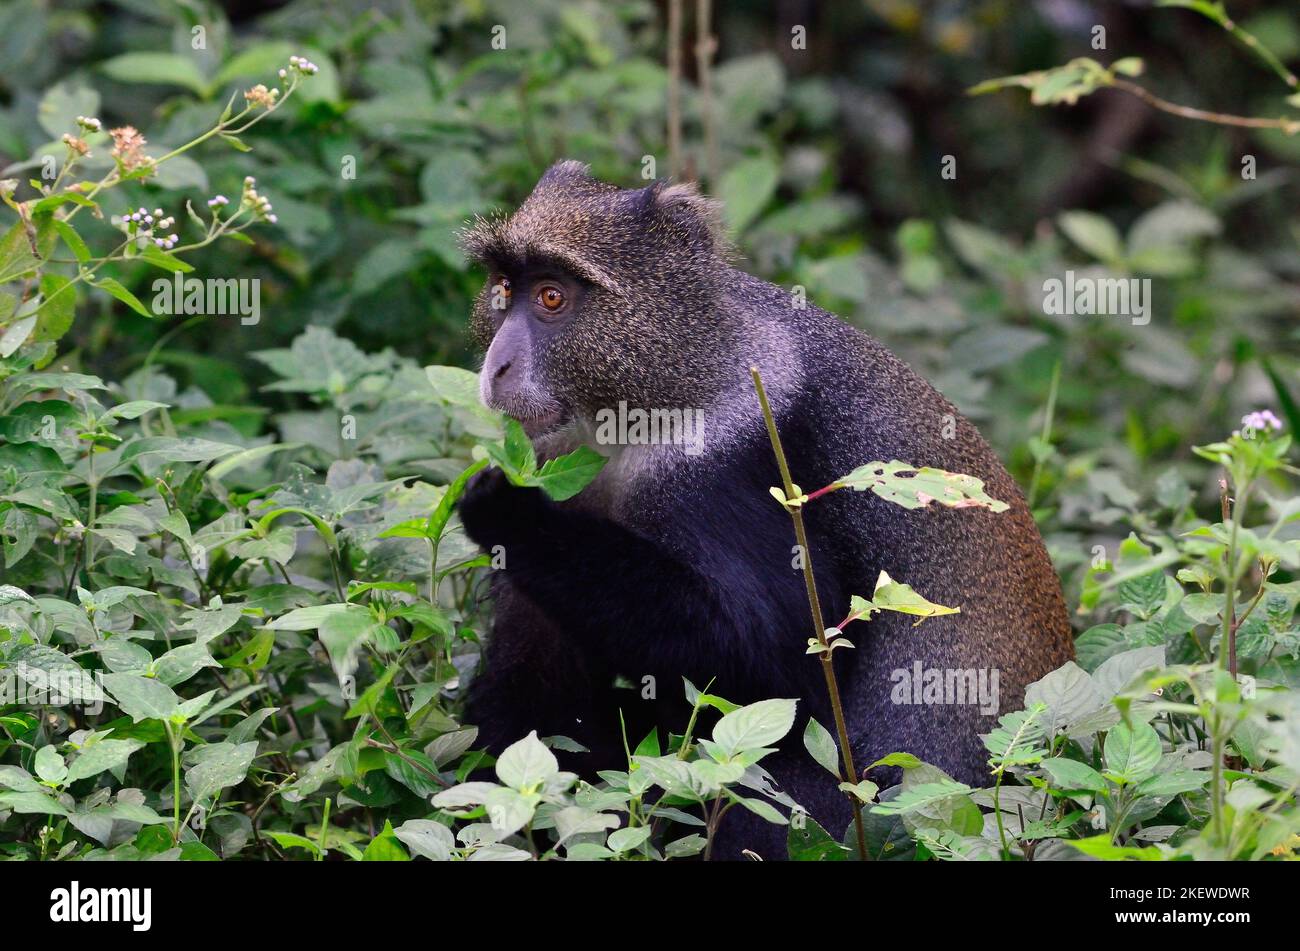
[535,284,567,314]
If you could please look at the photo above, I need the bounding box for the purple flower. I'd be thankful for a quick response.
[1241,410,1283,434]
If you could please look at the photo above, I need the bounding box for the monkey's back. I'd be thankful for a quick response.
[726,271,1074,785]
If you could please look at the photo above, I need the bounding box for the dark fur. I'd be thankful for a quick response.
[457,162,1074,859]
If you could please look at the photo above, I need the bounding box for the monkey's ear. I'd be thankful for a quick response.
[537,160,593,189]
[653,181,724,252]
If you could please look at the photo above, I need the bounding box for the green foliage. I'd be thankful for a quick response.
[1,0,1298,862]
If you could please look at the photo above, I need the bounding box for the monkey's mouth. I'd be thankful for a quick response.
[515,406,571,439]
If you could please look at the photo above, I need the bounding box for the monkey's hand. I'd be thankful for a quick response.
[458,466,553,551]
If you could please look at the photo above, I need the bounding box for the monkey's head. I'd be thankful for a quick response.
[462,160,733,439]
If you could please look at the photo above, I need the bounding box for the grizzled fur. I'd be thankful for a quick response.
[457,161,1073,860]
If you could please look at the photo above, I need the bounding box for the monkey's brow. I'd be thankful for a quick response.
[477,245,611,290]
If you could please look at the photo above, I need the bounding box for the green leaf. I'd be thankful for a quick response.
[317,607,385,681]
[0,221,40,284]
[106,400,169,421]
[608,825,652,853]
[66,738,145,784]
[116,436,242,468]
[139,244,194,274]
[865,752,922,771]
[802,717,840,777]
[712,698,797,756]
[264,831,322,857]
[868,781,973,816]
[500,417,537,473]
[868,571,961,623]
[982,704,1047,768]
[361,820,411,861]
[101,52,209,95]
[426,458,489,539]
[1134,769,1210,797]
[52,219,91,263]
[185,741,258,801]
[101,673,181,723]
[32,274,75,346]
[37,81,100,139]
[394,819,455,861]
[1065,834,1165,861]
[1103,721,1163,784]
[719,154,780,233]
[34,745,68,785]
[495,731,558,790]
[834,460,1009,512]
[94,277,154,318]
[1041,757,1107,793]
[1058,210,1124,263]
[0,766,43,793]
[265,603,359,632]
[529,445,607,501]
[0,790,72,816]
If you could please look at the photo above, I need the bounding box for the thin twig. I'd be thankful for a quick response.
[751,367,868,861]
[1110,78,1300,134]
[666,0,684,178]
[695,0,719,187]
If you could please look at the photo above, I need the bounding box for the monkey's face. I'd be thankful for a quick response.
[472,261,588,439]
[462,161,729,439]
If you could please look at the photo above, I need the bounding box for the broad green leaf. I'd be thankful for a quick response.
[101,52,209,95]
[361,820,411,861]
[0,790,72,816]
[834,460,1009,512]
[712,698,797,756]
[394,819,455,861]
[1041,757,1107,793]
[34,745,67,785]
[1103,721,1163,783]
[719,154,780,233]
[607,825,652,853]
[802,717,840,777]
[37,81,100,139]
[185,741,258,802]
[868,571,961,623]
[94,277,154,317]
[529,445,607,501]
[66,738,146,784]
[869,780,973,816]
[101,673,181,723]
[495,731,558,790]
[1058,210,1123,263]
[1065,834,1165,860]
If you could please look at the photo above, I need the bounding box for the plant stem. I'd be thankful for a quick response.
[666,0,684,178]
[1109,78,1300,134]
[1026,359,1061,509]
[751,367,868,860]
[1219,480,1248,678]
[695,0,719,187]
[1167,1,1299,92]
[83,438,98,579]
[316,797,332,860]
[164,720,182,844]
